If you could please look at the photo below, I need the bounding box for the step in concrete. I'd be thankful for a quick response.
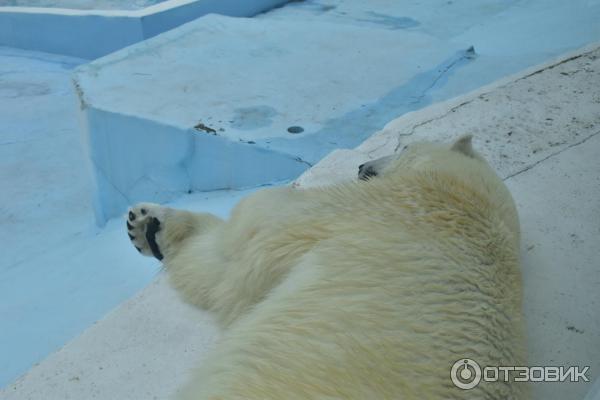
[74,13,475,224]
[74,0,600,225]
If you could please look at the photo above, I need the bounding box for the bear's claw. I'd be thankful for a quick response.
[145,217,163,261]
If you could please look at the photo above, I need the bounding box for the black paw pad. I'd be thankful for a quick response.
[128,211,136,221]
[127,221,134,230]
[145,217,163,261]
[128,233,135,241]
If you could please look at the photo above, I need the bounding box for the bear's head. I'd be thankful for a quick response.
[358,135,520,243]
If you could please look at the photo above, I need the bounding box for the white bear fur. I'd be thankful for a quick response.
[136,137,527,399]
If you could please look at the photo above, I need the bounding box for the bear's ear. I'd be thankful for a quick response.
[451,134,475,157]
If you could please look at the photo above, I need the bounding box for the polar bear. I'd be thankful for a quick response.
[126,135,527,399]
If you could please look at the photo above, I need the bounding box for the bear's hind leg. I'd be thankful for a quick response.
[126,203,222,261]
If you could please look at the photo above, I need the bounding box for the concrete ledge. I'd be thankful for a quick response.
[79,106,307,224]
[296,41,600,187]
[72,0,600,225]
[74,12,477,224]
[0,0,288,59]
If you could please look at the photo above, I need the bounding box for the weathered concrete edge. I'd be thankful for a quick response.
[367,41,600,151]
[294,40,600,188]
[75,102,310,226]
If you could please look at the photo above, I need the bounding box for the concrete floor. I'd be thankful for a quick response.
[0,46,160,387]
[0,46,267,388]
[0,47,259,383]
[2,43,598,400]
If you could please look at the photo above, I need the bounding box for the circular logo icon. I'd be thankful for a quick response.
[451,358,482,390]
